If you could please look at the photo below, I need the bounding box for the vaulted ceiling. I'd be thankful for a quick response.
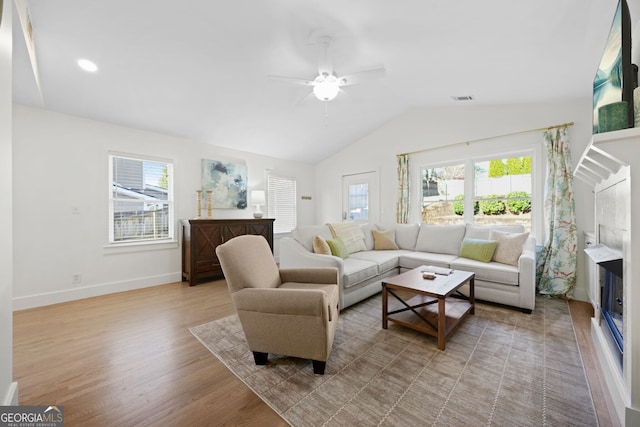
[12,1,620,163]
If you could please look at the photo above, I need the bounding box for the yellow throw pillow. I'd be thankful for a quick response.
[372,229,399,250]
[313,235,331,255]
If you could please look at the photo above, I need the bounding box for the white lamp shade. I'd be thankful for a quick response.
[251,190,266,206]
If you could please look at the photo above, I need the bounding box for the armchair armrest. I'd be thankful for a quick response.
[279,268,339,285]
[232,288,328,317]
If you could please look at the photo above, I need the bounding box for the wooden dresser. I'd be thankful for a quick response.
[181,218,274,286]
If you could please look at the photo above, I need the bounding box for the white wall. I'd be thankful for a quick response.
[315,101,596,301]
[12,105,316,309]
[0,0,17,405]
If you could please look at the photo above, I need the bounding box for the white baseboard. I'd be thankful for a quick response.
[12,273,182,311]
[2,382,18,405]
[571,287,589,303]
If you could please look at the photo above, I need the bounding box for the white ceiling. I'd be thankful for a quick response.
[12,0,620,163]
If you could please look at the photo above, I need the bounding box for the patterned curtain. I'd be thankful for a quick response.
[536,126,577,297]
[396,154,410,224]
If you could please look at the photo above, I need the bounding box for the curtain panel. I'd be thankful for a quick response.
[396,154,410,224]
[536,127,577,297]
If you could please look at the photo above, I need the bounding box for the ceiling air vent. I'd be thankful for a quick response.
[451,95,474,101]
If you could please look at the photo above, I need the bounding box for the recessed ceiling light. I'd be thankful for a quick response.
[77,59,98,73]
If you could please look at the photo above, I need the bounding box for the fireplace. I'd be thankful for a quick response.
[585,225,625,370]
[599,258,623,368]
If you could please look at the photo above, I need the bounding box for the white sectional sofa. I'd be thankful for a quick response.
[279,222,536,313]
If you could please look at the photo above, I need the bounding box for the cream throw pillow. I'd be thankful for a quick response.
[312,235,331,255]
[490,230,529,266]
[372,229,399,250]
[327,222,367,254]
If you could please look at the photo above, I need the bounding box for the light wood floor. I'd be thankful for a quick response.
[13,280,619,426]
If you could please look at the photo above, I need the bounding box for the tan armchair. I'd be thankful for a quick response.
[215,235,340,375]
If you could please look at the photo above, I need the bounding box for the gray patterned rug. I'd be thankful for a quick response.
[190,295,597,426]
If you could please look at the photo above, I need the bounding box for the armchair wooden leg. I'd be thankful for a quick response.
[312,360,326,375]
[252,351,268,365]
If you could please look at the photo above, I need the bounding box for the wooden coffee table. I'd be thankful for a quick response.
[382,266,475,350]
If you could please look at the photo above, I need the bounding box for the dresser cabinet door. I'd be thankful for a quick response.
[193,224,223,274]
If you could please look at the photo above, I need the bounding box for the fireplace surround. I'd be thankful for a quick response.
[575,127,639,425]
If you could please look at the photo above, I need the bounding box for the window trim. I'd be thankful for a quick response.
[107,151,176,248]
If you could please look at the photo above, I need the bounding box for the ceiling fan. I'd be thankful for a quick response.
[270,36,386,103]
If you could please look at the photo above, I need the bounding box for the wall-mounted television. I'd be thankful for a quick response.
[593,0,636,133]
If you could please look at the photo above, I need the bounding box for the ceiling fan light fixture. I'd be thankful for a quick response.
[312,74,340,101]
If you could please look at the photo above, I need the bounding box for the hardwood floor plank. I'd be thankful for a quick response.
[13,280,612,426]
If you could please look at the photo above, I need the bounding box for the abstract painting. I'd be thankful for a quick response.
[201,158,247,209]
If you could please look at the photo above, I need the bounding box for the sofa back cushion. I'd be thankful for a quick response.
[376,223,420,250]
[360,224,377,250]
[292,225,332,252]
[465,224,525,240]
[415,224,466,255]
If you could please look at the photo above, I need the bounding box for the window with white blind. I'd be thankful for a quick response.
[266,172,297,234]
[109,153,174,244]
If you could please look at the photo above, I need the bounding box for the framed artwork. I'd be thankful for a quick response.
[201,158,247,209]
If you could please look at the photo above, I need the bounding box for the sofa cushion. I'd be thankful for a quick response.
[342,258,379,289]
[465,224,525,240]
[490,230,529,266]
[465,224,491,240]
[326,238,349,259]
[372,229,399,250]
[398,252,459,270]
[414,224,466,255]
[293,225,332,252]
[450,257,519,286]
[360,224,377,250]
[376,223,419,250]
[459,238,497,263]
[328,222,367,254]
[350,250,407,274]
[313,235,331,255]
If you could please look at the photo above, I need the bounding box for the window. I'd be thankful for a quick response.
[420,163,465,224]
[109,153,174,244]
[266,172,297,234]
[347,183,369,221]
[419,154,532,232]
[474,156,532,231]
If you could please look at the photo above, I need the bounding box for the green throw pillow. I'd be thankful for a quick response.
[326,237,349,259]
[459,238,497,263]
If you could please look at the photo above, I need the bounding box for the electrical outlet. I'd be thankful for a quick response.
[72,273,81,284]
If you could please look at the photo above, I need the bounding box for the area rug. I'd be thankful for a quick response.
[190,295,597,426]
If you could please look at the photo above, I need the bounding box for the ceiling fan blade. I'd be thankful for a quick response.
[339,67,386,86]
[317,36,333,77]
[295,90,316,106]
[268,75,314,86]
